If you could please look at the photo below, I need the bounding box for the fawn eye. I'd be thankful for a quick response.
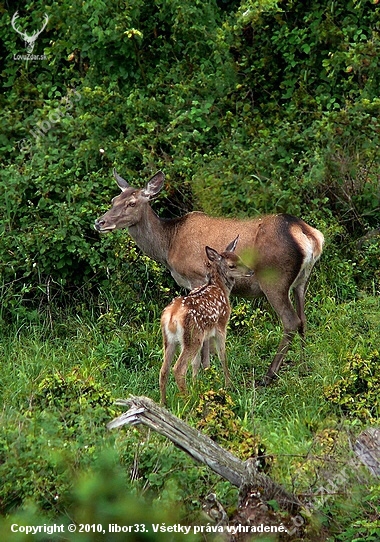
[128,201,136,207]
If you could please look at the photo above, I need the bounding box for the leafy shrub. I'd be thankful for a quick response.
[70,449,201,541]
[0,367,118,514]
[194,369,266,463]
[2,0,380,323]
[0,448,201,541]
[0,411,100,514]
[27,367,116,425]
[324,351,380,422]
[354,233,380,295]
[327,483,380,542]
[304,99,380,234]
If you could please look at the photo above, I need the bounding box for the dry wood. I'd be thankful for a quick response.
[107,395,302,513]
[353,427,380,477]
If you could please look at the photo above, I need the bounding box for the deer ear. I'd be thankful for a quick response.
[225,235,239,252]
[113,168,130,192]
[143,171,165,198]
[205,246,221,262]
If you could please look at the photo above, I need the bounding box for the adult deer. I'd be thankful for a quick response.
[95,169,324,384]
[160,237,253,404]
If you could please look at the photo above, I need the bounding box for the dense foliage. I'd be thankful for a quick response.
[325,350,380,422]
[1,0,379,316]
[1,0,379,540]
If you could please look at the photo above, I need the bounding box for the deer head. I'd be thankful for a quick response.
[11,11,49,54]
[95,169,165,232]
[205,236,254,292]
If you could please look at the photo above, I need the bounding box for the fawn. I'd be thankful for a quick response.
[159,237,253,404]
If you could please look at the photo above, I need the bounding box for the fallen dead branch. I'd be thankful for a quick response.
[107,395,302,514]
[108,397,379,541]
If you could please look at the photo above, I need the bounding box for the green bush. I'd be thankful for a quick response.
[354,233,380,295]
[324,351,380,422]
[0,448,201,541]
[194,382,265,462]
[325,483,380,542]
[0,367,118,514]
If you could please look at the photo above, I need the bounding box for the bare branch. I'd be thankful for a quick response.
[353,427,380,477]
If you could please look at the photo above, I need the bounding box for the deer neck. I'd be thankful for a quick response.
[208,267,234,298]
[128,205,171,265]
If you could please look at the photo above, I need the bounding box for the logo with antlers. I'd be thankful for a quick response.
[11,11,49,54]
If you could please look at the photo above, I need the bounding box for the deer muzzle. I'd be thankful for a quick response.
[94,218,116,232]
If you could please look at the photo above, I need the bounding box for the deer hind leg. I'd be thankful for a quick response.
[293,281,308,362]
[262,287,302,385]
[160,337,177,405]
[214,328,231,388]
[173,339,203,396]
[293,265,313,339]
[293,269,314,370]
[293,283,307,338]
[191,351,202,378]
[200,339,210,369]
[194,336,218,376]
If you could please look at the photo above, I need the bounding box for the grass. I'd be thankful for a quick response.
[0,292,379,539]
[2,293,378,433]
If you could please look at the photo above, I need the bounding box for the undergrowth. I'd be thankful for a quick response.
[0,293,379,539]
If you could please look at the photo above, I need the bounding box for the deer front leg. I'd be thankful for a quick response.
[262,330,296,385]
[260,287,302,385]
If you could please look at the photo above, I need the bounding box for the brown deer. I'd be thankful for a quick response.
[95,169,324,384]
[160,237,253,404]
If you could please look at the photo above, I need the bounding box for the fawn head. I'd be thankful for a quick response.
[205,237,254,290]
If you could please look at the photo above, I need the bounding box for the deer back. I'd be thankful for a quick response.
[95,170,324,295]
[162,282,230,339]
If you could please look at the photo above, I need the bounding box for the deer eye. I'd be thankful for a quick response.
[128,201,136,207]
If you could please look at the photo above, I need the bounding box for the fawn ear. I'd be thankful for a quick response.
[225,235,239,252]
[205,246,221,262]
